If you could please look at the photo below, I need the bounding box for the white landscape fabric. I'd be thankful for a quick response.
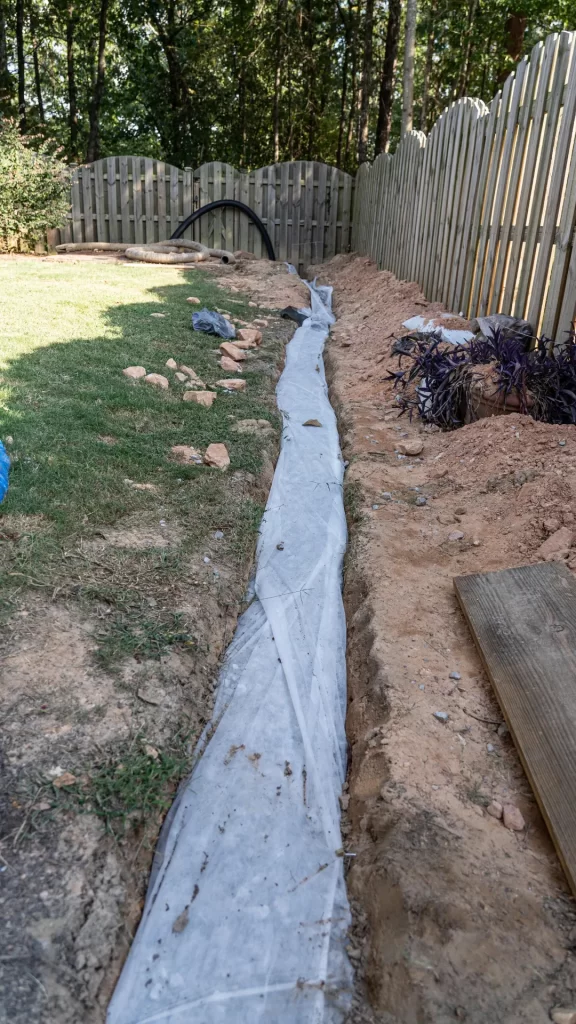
[107,280,353,1024]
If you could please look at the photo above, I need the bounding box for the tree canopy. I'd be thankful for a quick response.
[1,0,575,171]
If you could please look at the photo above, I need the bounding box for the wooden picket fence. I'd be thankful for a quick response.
[51,159,354,273]
[352,31,576,340]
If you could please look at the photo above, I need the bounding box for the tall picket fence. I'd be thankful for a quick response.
[352,31,576,340]
[51,159,354,273]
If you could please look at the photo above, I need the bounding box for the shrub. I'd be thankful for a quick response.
[0,119,70,252]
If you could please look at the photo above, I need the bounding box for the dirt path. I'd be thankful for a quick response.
[314,254,576,1023]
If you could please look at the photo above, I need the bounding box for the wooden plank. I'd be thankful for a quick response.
[144,158,155,243]
[94,159,106,242]
[460,93,500,317]
[199,164,210,247]
[156,160,167,240]
[454,561,576,898]
[169,164,180,238]
[279,162,290,262]
[182,167,193,239]
[452,101,489,315]
[253,166,264,259]
[290,161,302,267]
[81,164,94,242]
[447,101,481,310]
[132,158,144,243]
[315,161,328,264]
[119,156,131,242]
[341,172,352,255]
[107,156,118,242]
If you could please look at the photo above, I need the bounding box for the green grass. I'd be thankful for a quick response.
[0,257,284,654]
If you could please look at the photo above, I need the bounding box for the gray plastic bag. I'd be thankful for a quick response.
[192,308,236,339]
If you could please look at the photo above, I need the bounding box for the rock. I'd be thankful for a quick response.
[175,372,188,382]
[220,341,247,361]
[551,1010,576,1024]
[341,339,353,348]
[123,365,146,379]
[415,496,427,506]
[150,312,165,318]
[143,744,159,759]
[382,492,393,501]
[144,373,169,389]
[53,772,77,788]
[170,445,202,465]
[178,364,205,387]
[449,671,461,680]
[339,792,350,811]
[433,711,449,723]
[220,355,243,373]
[182,390,216,408]
[543,518,561,534]
[165,358,178,370]
[252,319,268,327]
[536,527,573,562]
[248,300,258,307]
[137,686,164,705]
[448,530,465,541]
[497,722,510,739]
[216,378,246,391]
[486,800,503,819]
[502,803,525,831]
[397,438,424,456]
[233,419,273,434]
[277,542,285,550]
[303,419,322,427]
[234,338,259,350]
[438,511,457,525]
[124,479,157,491]
[204,443,230,470]
[172,907,190,933]
[237,328,262,346]
[186,296,201,304]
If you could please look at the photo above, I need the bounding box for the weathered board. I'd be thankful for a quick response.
[454,561,576,896]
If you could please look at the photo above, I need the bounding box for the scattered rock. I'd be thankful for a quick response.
[220,341,247,362]
[449,671,461,680]
[543,518,561,534]
[175,372,188,382]
[502,803,525,831]
[237,328,262,346]
[433,711,449,723]
[143,744,159,759]
[397,438,424,456]
[137,686,164,706]
[415,495,427,506]
[150,312,165,318]
[186,296,201,304]
[172,907,190,933]
[220,355,243,373]
[551,1009,576,1024]
[165,358,178,370]
[486,800,503,819]
[234,337,259,350]
[248,301,258,307]
[277,542,285,550]
[339,792,350,811]
[144,373,170,389]
[497,722,510,739]
[382,492,393,500]
[252,319,268,328]
[536,527,573,562]
[216,378,246,391]
[170,445,203,465]
[204,443,230,470]
[233,419,273,434]
[303,419,322,427]
[123,365,146,379]
[182,390,216,408]
[178,365,205,387]
[448,530,465,541]
[52,772,77,788]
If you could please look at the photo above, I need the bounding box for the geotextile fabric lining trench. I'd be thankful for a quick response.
[107,278,353,1024]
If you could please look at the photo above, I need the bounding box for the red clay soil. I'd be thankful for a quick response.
[312,254,576,1024]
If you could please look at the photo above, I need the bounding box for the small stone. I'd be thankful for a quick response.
[203,556,211,564]
[448,530,465,541]
[551,1009,576,1024]
[252,319,268,328]
[143,744,159,759]
[339,792,350,811]
[150,312,165,318]
[248,301,258,307]
[415,496,427,506]
[172,907,190,933]
[303,419,322,427]
[472,538,481,547]
[382,492,393,500]
[419,683,425,690]
[503,803,525,831]
[214,530,224,540]
[220,341,247,361]
[182,390,216,408]
[53,772,77,788]
[536,527,573,562]
[220,355,243,373]
[186,297,201,304]
[216,378,246,391]
[4,436,13,445]
[237,328,262,346]
[175,372,188,382]
[559,440,567,447]
[497,722,510,739]
[170,445,202,465]
[204,443,230,470]
[486,800,503,819]
[123,365,146,379]
[449,671,461,680]
[397,438,424,456]
[372,504,379,511]
[233,338,258,350]
[277,542,285,550]
[179,365,205,386]
[165,358,178,370]
[487,743,495,753]
[144,373,169,389]
[137,687,164,706]
[543,518,561,534]
[433,711,449,723]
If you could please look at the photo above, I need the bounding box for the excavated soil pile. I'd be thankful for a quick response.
[310,253,576,1024]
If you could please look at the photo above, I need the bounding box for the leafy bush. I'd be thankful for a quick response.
[0,119,70,251]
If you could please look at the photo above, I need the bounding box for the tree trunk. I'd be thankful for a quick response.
[344,17,359,168]
[401,0,417,135]
[66,7,78,158]
[375,0,401,156]
[506,12,527,61]
[336,0,353,168]
[0,1,12,111]
[30,8,44,122]
[86,0,110,163]
[272,0,285,162]
[357,0,374,164]
[458,0,477,97]
[420,4,434,129]
[16,0,26,132]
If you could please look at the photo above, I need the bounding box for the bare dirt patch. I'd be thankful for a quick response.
[314,254,576,1023]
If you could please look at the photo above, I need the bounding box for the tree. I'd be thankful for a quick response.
[375,0,402,155]
[402,0,417,134]
[86,0,110,161]
[16,0,26,131]
[357,0,374,164]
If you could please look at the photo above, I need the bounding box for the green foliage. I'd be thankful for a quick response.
[0,118,69,250]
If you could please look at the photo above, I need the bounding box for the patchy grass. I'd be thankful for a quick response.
[95,608,197,670]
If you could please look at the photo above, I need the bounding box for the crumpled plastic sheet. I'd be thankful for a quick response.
[402,313,474,346]
[192,308,236,339]
[107,279,353,1024]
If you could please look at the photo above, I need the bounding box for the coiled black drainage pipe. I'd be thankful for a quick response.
[170,199,276,261]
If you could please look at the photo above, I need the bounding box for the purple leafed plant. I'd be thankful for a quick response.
[387,328,576,429]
